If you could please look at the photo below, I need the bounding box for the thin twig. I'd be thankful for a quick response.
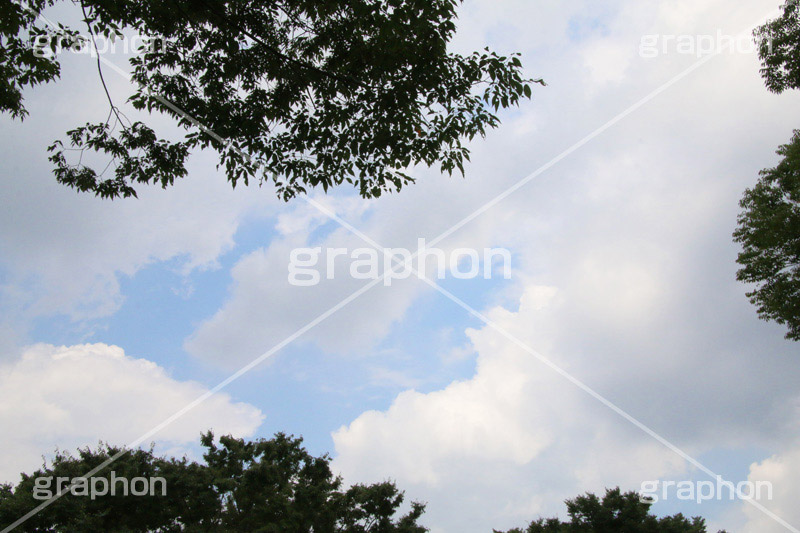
[80,1,125,128]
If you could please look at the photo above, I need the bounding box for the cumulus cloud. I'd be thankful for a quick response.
[332,272,800,532]
[0,343,264,483]
[183,218,423,367]
[183,190,517,367]
[741,445,800,532]
[332,286,691,532]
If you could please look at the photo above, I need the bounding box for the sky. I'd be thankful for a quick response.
[2,0,800,532]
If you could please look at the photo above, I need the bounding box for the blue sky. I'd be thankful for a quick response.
[25,208,498,456]
[3,1,800,532]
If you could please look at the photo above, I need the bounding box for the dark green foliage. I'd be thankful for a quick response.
[3,0,542,200]
[0,432,428,532]
[0,444,212,532]
[754,0,800,94]
[733,0,800,339]
[734,131,800,340]
[495,488,720,533]
[0,0,69,119]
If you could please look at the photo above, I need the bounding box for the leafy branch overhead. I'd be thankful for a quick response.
[3,0,544,200]
[753,0,800,94]
[733,0,800,340]
[734,131,800,340]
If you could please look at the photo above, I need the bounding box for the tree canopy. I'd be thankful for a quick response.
[734,131,800,340]
[0,432,427,532]
[2,0,542,200]
[733,0,800,340]
[496,487,721,533]
[753,0,800,94]
[0,438,723,533]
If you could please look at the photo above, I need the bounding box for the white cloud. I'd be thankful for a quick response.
[581,40,633,86]
[0,153,271,323]
[183,177,534,367]
[0,46,278,331]
[741,444,800,532]
[183,207,429,367]
[0,343,264,483]
[332,285,690,532]
[332,270,800,531]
